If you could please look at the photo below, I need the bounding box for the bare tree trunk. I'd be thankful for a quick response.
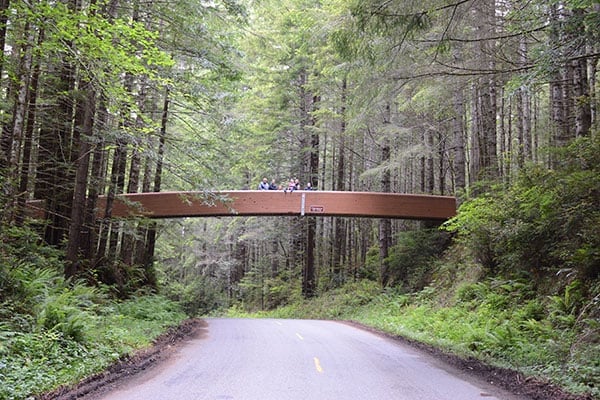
[498,87,505,179]
[506,95,514,175]
[96,139,127,288]
[469,0,498,182]
[36,0,79,247]
[452,86,466,192]
[420,130,426,193]
[10,34,33,168]
[303,93,320,298]
[41,65,77,246]
[304,217,316,297]
[121,79,147,266]
[0,0,10,79]
[572,59,592,137]
[16,28,42,225]
[379,103,392,287]
[469,83,480,185]
[333,77,347,285]
[549,4,571,159]
[143,87,170,289]
[75,92,108,270]
[66,85,96,278]
[588,52,598,128]
[518,37,532,166]
[438,130,446,195]
[0,0,11,171]
[480,78,498,179]
[516,89,525,169]
[426,129,434,193]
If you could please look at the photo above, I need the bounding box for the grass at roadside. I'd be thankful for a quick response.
[227,279,599,399]
[0,294,186,400]
[0,226,188,399]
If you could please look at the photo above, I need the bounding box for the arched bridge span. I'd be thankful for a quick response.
[97,190,456,220]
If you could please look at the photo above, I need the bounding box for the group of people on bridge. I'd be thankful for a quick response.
[258,177,314,192]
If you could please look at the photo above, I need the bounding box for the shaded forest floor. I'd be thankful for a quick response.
[39,318,593,400]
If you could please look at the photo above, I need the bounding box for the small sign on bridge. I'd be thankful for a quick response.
[309,205,324,213]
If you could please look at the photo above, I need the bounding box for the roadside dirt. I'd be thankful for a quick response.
[39,318,593,400]
[38,319,208,400]
[345,320,594,400]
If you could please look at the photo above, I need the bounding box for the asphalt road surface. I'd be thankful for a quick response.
[97,318,526,400]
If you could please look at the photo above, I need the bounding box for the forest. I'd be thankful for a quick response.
[0,0,598,399]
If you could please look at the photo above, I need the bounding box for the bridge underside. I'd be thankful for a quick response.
[96,190,456,220]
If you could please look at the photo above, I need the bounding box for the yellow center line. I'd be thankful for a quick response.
[314,357,323,373]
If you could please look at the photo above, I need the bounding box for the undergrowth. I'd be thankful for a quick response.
[0,226,186,400]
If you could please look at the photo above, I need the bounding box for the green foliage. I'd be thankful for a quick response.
[236,280,382,320]
[444,135,600,281]
[361,245,381,281]
[385,229,451,291]
[0,225,186,399]
[35,283,99,343]
[164,277,228,317]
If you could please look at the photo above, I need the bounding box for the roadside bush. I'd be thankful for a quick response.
[1,294,186,400]
[351,278,598,397]
[385,228,451,291]
[163,277,227,316]
[0,225,187,399]
[444,134,600,286]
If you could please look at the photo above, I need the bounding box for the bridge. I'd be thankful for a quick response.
[94,190,456,220]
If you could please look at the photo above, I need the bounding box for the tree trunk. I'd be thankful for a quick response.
[0,0,10,79]
[379,103,392,287]
[16,27,42,225]
[65,85,96,278]
[549,4,571,158]
[333,76,347,284]
[452,87,466,192]
[120,80,146,266]
[83,130,105,261]
[519,37,532,165]
[426,129,434,193]
[303,217,316,297]
[41,65,77,246]
[0,0,11,171]
[3,24,34,190]
[302,93,320,298]
[573,57,592,137]
[438,131,446,195]
[143,87,170,289]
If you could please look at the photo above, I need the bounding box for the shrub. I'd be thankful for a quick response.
[385,229,451,290]
[444,134,600,284]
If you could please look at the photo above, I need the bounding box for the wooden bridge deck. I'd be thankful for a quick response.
[95,190,456,220]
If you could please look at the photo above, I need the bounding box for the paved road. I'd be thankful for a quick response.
[97,318,526,400]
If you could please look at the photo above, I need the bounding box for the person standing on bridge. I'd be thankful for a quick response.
[287,178,296,191]
[268,179,278,190]
[258,178,269,190]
